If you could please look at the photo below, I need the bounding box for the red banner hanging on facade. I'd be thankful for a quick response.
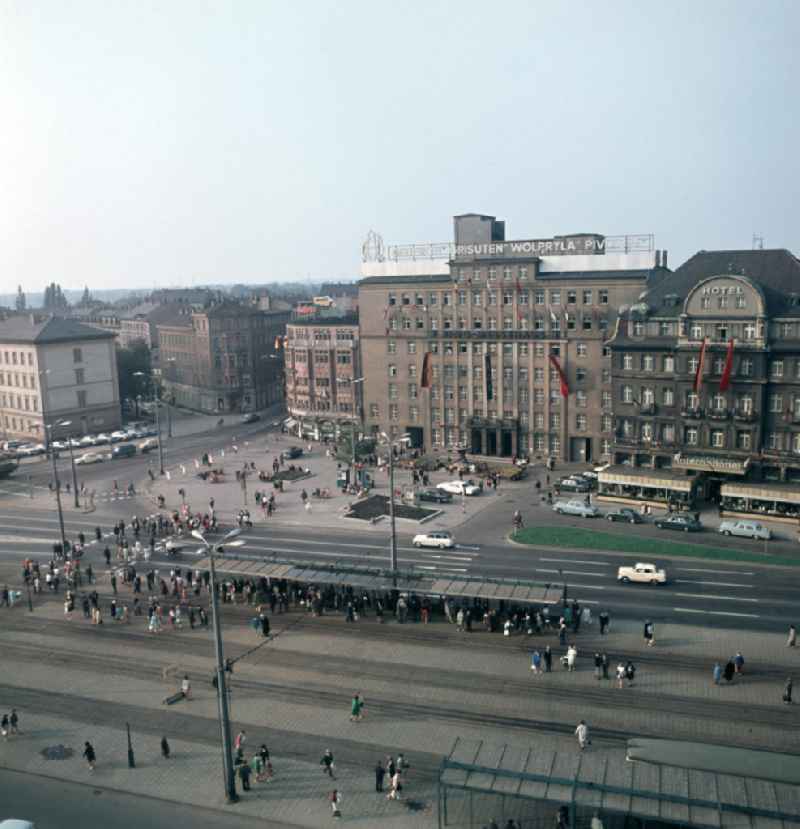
[420,352,433,389]
[549,354,569,398]
[719,338,735,392]
[693,338,707,393]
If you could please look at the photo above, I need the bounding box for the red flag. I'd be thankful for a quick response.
[420,352,433,389]
[693,338,707,393]
[719,338,734,392]
[549,355,569,398]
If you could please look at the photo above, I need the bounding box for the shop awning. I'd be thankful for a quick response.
[721,482,800,506]
[600,470,695,492]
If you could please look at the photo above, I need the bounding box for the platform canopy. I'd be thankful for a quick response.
[201,554,564,606]
[440,737,800,829]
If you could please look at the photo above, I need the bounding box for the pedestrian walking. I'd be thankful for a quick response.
[387,770,402,800]
[566,644,577,672]
[375,760,386,792]
[9,709,18,735]
[234,730,247,751]
[321,749,335,778]
[350,693,364,722]
[330,789,342,818]
[575,720,589,750]
[181,675,191,699]
[544,645,552,673]
[625,661,636,686]
[161,736,170,759]
[0,713,8,738]
[598,610,610,635]
[238,761,252,791]
[593,652,602,680]
[784,678,793,705]
[616,663,626,689]
[259,743,270,768]
[788,625,797,647]
[713,663,722,685]
[734,651,745,675]
[723,660,735,683]
[83,741,96,771]
[601,652,610,680]
[531,650,541,675]
[643,620,655,647]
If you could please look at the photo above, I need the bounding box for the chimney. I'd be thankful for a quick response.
[662,250,668,268]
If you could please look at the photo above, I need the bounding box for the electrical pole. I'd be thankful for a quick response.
[66,437,80,508]
[48,430,67,556]
[388,446,398,575]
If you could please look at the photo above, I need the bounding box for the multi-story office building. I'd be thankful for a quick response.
[284,311,362,438]
[605,248,800,520]
[359,214,664,460]
[158,300,290,414]
[0,315,121,441]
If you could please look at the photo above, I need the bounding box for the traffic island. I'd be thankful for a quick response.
[511,525,800,566]
[345,494,441,524]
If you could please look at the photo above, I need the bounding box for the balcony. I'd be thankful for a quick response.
[639,403,657,416]
[733,410,758,423]
[680,408,704,420]
[708,408,730,421]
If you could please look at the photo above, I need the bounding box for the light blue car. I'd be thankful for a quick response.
[552,499,601,518]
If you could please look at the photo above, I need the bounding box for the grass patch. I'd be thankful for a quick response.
[511,525,800,567]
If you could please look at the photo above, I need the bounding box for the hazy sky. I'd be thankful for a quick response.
[1,1,798,292]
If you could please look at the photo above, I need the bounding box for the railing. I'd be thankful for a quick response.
[708,408,730,420]
[733,410,758,422]
[680,408,704,419]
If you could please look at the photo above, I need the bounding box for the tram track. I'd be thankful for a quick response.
[3,620,797,753]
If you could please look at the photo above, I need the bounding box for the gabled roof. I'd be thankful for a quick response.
[645,249,800,318]
[0,315,116,344]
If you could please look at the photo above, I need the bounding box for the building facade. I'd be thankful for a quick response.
[359,215,664,460]
[284,312,362,438]
[0,315,121,441]
[158,300,290,414]
[606,248,800,519]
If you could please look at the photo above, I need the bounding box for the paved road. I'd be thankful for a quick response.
[0,500,797,633]
[0,767,295,829]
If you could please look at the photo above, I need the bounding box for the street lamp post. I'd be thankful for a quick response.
[46,424,68,557]
[348,377,365,487]
[380,432,410,579]
[65,435,80,508]
[134,372,165,475]
[192,528,242,804]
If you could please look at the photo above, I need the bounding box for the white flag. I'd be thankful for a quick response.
[165,470,171,480]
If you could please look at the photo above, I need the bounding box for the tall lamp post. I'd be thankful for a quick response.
[191,527,245,804]
[347,377,365,482]
[44,421,68,556]
[64,431,80,508]
[133,372,165,476]
[379,432,411,577]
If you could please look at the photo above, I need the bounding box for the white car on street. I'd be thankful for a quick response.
[110,430,128,442]
[412,530,455,549]
[718,520,772,540]
[552,499,601,518]
[16,443,45,457]
[617,562,667,584]
[75,452,105,465]
[437,480,482,496]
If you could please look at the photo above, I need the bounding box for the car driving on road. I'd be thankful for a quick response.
[75,452,105,465]
[437,479,481,496]
[417,488,453,503]
[718,520,772,540]
[617,562,667,584]
[552,499,601,518]
[412,530,455,549]
[654,514,702,532]
[605,507,644,524]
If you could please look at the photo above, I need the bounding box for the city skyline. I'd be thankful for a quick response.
[2,0,798,292]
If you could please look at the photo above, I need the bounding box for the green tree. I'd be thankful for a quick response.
[116,341,153,407]
[335,432,375,464]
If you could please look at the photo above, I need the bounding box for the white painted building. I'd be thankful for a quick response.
[0,315,121,441]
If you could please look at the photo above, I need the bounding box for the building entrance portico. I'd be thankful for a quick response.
[470,417,517,458]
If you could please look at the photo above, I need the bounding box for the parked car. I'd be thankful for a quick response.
[241,412,260,423]
[281,446,304,460]
[51,440,68,451]
[2,440,24,452]
[79,434,97,446]
[417,488,453,504]
[94,433,112,445]
[138,438,159,453]
[16,443,45,457]
[141,427,159,438]
[437,479,482,496]
[558,477,591,493]
[552,499,601,518]
[112,443,137,459]
[654,514,703,533]
[412,530,455,549]
[718,520,772,540]
[75,452,105,465]
[617,562,667,584]
[605,507,644,524]
[110,430,128,443]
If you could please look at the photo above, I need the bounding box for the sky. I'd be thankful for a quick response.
[1,0,798,293]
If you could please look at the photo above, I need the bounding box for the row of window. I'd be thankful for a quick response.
[388,315,608,333]
[287,329,356,342]
[290,351,352,364]
[619,386,800,416]
[0,371,39,389]
[0,393,39,412]
[620,353,800,380]
[389,288,610,306]
[1,350,35,367]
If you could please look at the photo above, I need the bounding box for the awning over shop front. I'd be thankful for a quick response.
[599,467,696,493]
[721,482,800,506]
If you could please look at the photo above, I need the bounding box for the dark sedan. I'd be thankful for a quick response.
[605,507,644,524]
[654,514,703,533]
[281,446,304,460]
[417,488,453,504]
